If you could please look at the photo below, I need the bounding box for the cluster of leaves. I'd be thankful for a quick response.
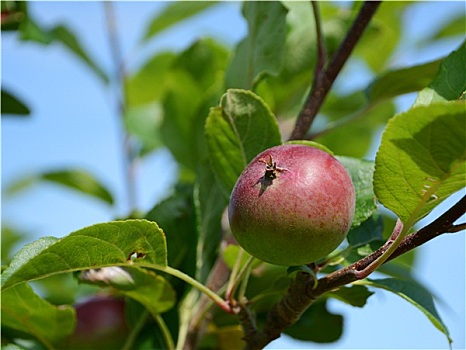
[2,2,465,349]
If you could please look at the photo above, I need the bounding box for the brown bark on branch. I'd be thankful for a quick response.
[289,1,382,141]
[241,195,466,350]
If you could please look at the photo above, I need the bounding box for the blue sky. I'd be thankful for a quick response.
[2,2,465,349]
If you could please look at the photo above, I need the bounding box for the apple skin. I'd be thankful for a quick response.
[228,144,355,266]
[66,295,129,349]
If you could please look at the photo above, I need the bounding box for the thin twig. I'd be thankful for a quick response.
[104,2,138,212]
[310,1,326,95]
[289,1,382,140]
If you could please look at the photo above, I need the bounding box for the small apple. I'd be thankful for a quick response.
[66,295,129,349]
[228,144,355,266]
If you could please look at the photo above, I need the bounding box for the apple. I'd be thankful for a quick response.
[228,144,355,266]
[66,295,129,349]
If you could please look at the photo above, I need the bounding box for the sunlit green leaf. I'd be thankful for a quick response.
[256,2,346,118]
[172,38,229,92]
[225,2,288,89]
[363,278,452,345]
[50,25,109,84]
[126,52,176,106]
[316,98,395,158]
[222,244,261,272]
[161,72,207,172]
[1,283,76,348]
[353,2,408,72]
[373,102,466,225]
[205,89,282,197]
[366,59,442,102]
[160,39,229,171]
[1,220,167,291]
[6,169,114,205]
[124,103,163,155]
[143,2,218,41]
[425,14,466,42]
[416,40,466,105]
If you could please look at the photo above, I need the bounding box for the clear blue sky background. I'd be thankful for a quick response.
[2,2,465,349]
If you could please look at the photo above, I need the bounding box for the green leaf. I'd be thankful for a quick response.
[328,284,374,307]
[2,236,59,281]
[222,244,261,272]
[205,89,282,197]
[255,2,345,118]
[172,38,229,92]
[1,283,76,348]
[1,226,23,265]
[49,25,109,83]
[366,59,442,102]
[143,2,218,41]
[19,17,52,44]
[373,102,466,225]
[160,39,229,171]
[1,89,30,116]
[160,71,207,171]
[246,264,290,311]
[285,140,334,155]
[416,40,466,105]
[1,344,27,350]
[78,266,176,315]
[340,214,385,266]
[225,2,288,89]
[425,14,466,42]
[49,25,108,83]
[124,103,163,156]
[194,164,228,282]
[213,325,247,350]
[6,169,114,205]
[362,278,452,345]
[336,157,378,227]
[1,1,28,32]
[126,52,176,106]
[346,213,384,250]
[146,183,197,283]
[1,220,167,291]
[316,98,396,158]
[353,2,408,72]
[284,299,343,343]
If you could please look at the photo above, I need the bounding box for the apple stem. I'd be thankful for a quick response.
[225,248,245,303]
[226,253,256,308]
[353,219,405,279]
[154,313,175,350]
[122,310,149,350]
[160,265,233,314]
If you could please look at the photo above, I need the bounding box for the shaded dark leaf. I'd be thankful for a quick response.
[1,89,30,116]
[284,299,343,343]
